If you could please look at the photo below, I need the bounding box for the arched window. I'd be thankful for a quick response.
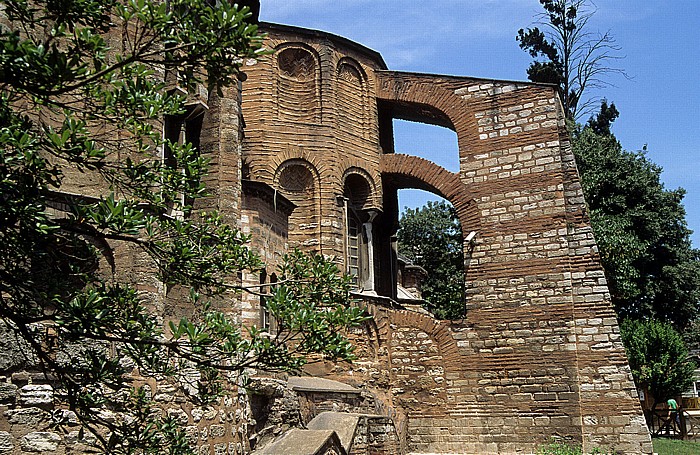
[343,173,377,292]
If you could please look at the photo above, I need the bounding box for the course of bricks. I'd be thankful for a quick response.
[238,22,652,454]
[0,8,653,454]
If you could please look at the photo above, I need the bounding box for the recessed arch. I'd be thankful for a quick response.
[274,158,320,190]
[341,167,379,211]
[274,159,321,251]
[274,43,321,123]
[336,57,369,139]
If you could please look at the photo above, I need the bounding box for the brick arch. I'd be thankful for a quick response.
[274,157,320,188]
[380,154,479,231]
[375,71,473,136]
[336,57,370,139]
[388,308,462,368]
[337,56,369,82]
[273,158,322,251]
[273,42,322,123]
[253,146,330,184]
[341,166,381,210]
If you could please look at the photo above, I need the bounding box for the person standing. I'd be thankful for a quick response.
[667,397,681,433]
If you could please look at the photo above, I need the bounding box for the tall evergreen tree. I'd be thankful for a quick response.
[517,0,625,120]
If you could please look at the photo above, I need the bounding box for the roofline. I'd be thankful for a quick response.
[376,69,559,89]
[258,24,561,89]
[260,22,388,70]
[242,179,296,215]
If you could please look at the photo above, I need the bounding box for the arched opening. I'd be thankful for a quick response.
[342,173,379,293]
[392,119,460,212]
[378,119,473,319]
[396,194,465,319]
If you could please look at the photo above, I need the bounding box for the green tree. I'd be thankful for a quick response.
[571,122,700,330]
[585,98,618,136]
[519,2,700,334]
[397,200,465,319]
[517,0,625,120]
[620,319,696,408]
[0,1,365,452]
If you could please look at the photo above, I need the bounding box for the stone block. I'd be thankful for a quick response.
[0,383,17,404]
[21,432,61,453]
[5,407,47,426]
[0,432,14,453]
[19,384,53,409]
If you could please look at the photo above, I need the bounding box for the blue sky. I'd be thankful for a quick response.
[260,1,700,247]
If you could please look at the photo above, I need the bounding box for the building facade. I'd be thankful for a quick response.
[234,22,652,454]
[0,6,653,454]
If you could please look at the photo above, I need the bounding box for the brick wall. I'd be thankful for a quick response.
[1,11,654,454]
[243,23,652,454]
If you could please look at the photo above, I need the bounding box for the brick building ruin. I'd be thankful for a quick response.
[0,4,653,455]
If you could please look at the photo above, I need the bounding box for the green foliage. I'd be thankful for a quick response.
[571,125,700,328]
[397,200,465,319]
[536,439,583,455]
[681,318,700,353]
[620,319,696,405]
[0,1,365,452]
[653,437,700,455]
[517,0,624,120]
[536,439,610,455]
[586,99,619,136]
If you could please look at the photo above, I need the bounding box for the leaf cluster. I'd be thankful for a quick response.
[0,1,365,452]
[621,319,696,404]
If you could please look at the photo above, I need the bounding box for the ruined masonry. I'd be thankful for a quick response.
[231,22,653,454]
[0,11,653,455]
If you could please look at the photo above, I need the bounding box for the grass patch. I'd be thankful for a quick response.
[652,437,700,455]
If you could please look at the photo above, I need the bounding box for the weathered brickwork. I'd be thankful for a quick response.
[237,22,652,455]
[239,180,295,328]
[2,5,652,454]
[349,415,400,455]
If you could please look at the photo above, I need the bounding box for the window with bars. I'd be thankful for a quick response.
[348,217,361,288]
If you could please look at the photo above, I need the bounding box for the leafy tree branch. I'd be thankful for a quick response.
[0,1,367,452]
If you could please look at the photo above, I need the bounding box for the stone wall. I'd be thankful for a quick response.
[349,416,400,455]
[241,22,652,454]
[0,351,251,455]
[1,6,654,454]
